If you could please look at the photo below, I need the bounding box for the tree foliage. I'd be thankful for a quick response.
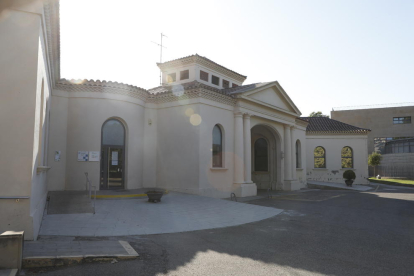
[368,152,382,167]
[343,170,356,180]
[309,111,329,118]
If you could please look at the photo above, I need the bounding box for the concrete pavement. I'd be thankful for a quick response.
[40,192,283,236]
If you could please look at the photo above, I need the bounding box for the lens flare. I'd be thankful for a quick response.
[190,114,202,126]
[172,84,184,97]
[70,79,86,84]
[185,108,194,117]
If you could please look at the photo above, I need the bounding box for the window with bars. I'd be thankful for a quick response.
[200,70,209,82]
[341,146,353,168]
[222,79,230,88]
[314,146,326,168]
[212,75,220,86]
[393,117,411,124]
[212,125,223,167]
[385,139,414,154]
[254,138,268,171]
[296,140,301,168]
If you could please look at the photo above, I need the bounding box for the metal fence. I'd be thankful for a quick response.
[376,165,414,179]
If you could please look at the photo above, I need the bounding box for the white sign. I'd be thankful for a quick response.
[55,151,61,161]
[89,151,100,162]
[78,151,89,161]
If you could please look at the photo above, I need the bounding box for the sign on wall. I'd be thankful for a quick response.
[77,151,89,161]
[89,151,100,162]
[55,151,61,161]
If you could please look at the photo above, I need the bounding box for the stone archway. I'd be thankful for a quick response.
[251,125,282,190]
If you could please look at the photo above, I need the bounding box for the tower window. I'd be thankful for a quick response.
[222,80,229,88]
[180,70,189,80]
[167,73,176,83]
[200,71,209,82]
[212,75,220,86]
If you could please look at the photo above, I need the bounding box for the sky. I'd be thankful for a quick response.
[60,0,414,117]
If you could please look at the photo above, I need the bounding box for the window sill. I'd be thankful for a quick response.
[296,168,304,170]
[210,167,228,171]
[340,168,355,170]
[37,166,51,174]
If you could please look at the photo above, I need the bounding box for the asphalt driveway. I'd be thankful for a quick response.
[26,185,414,276]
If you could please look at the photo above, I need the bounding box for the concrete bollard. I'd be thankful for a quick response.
[0,231,24,271]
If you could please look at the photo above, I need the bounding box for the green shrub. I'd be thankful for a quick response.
[343,170,356,180]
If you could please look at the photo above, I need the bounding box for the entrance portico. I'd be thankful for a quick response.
[233,112,301,196]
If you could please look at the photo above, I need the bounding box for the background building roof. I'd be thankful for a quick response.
[300,117,371,134]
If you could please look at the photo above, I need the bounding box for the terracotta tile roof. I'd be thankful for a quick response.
[300,117,371,134]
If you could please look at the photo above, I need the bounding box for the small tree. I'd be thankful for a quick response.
[368,152,382,177]
[309,111,329,118]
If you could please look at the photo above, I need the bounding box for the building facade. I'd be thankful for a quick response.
[331,106,414,177]
[1,0,371,240]
[302,117,370,184]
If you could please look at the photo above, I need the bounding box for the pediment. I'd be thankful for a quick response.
[242,83,300,115]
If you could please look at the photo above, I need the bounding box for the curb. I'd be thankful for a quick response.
[368,179,414,188]
[91,190,169,199]
[23,254,139,268]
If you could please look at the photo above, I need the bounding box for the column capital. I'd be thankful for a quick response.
[284,124,294,129]
[234,112,243,118]
[243,113,251,118]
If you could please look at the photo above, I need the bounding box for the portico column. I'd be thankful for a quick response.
[234,112,244,184]
[243,113,252,183]
[284,124,293,181]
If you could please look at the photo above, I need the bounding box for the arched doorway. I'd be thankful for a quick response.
[251,125,281,190]
[100,119,126,189]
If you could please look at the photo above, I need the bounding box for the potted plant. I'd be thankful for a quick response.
[146,190,164,203]
[343,170,356,186]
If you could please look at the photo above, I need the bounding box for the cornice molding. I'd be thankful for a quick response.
[54,79,236,107]
[157,54,247,83]
[43,0,60,86]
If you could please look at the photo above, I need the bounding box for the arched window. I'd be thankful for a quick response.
[102,119,125,146]
[341,146,353,168]
[212,125,223,167]
[296,140,301,168]
[254,138,268,171]
[314,146,326,168]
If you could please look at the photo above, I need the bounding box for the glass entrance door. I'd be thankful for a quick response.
[101,146,124,189]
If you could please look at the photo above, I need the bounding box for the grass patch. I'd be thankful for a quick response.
[369,177,414,186]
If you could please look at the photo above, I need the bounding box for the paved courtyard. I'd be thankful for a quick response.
[40,192,283,236]
[29,184,414,276]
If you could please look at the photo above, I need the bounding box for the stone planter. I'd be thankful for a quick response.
[146,191,164,203]
[345,180,354,187]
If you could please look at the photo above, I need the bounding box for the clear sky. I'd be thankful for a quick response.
[60,0,414,117]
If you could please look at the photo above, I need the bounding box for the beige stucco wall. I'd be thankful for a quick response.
[155,102,201,194]
[47,90,146,191]
[0,5,51,240]
[306,134,369,185]
[198,100,235,198]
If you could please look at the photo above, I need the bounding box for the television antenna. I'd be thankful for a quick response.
[152,33,167,85]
